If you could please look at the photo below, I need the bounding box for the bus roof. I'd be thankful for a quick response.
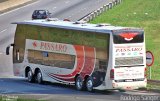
[12,19,143,34]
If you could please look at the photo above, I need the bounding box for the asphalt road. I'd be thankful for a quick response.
[0,78,159,101]
[0,0,159,100]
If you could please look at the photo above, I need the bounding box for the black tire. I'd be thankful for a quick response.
[75,76,84,91]
[27,69,34,83]
[119,89,126,92]
[35,70,43,84]
[86,77,94,92]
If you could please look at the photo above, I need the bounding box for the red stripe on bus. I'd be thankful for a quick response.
[49,73,75,82]
[54,45,85,77]
[80,46,96,78]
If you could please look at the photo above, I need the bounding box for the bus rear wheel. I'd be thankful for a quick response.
[36,70,43,84]
[75,76,84,91]
[86,77,94,92]
[27,69,34,83]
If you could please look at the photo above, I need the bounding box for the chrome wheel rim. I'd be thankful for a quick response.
[87,79,93,91]
[76,78,83,90]
[28,71,32,82]
[37,72,42,83]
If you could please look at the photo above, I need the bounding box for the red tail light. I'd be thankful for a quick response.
[44,16,47,19]
[63,19,70,21]
[144,67,147,78]
[110,69,114,79]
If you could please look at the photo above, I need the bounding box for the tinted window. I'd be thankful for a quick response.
[28,50,75,69]
[33,10,46,15]
[16,24,110,70]
[113,31,144,44]
[13,25,25,63]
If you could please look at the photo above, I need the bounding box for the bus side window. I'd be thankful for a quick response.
[14,48,25,63]
[42,51,49,66]
[34,50,43,64]
[28,50,35,63]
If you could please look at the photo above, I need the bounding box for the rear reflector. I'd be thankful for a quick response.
[110,69,114,79]
[144,67,147,77]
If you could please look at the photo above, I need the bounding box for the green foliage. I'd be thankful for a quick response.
[91,0,160,80]
[147,83,160,90]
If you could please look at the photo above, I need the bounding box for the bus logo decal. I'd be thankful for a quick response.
[40,42,67,52]
[116,47,142,52]
[27,39,73,54]
[119,32,138,41]
[32,41,38,48]
[121,53,125,56]
[127,53,131,55]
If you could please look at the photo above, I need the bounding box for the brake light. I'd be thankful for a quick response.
[110,69,114,79]
[144,67,147,78]
[44,16,47,19]
[63,19,70,21]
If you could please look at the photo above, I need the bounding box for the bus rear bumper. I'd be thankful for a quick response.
[112,79,147,90]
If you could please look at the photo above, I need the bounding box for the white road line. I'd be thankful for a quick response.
[0,0,39,17]
[52,7,57,10]
[65,1,70,4]
[82,8,87,11]
[0,29,7,34]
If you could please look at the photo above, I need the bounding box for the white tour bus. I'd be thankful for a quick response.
[6,19,147,92]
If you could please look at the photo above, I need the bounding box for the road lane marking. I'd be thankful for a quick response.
[0,29,7,34]
[65,1,70,4]
[52,7,57,10]
[0,0,40,17]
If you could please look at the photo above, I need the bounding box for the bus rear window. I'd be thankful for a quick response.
[113,31,144,44]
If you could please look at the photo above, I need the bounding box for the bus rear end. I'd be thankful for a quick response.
[111,29,147,90]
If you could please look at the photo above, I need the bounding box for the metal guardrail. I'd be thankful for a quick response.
[148,79,160,85]
[79,0,122,22]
